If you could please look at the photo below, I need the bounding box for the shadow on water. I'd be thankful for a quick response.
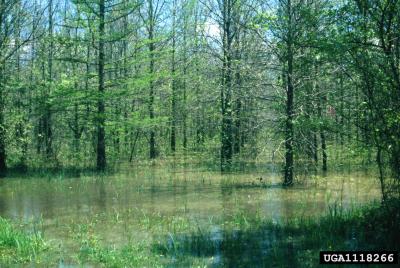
[153,202,400,268]
[152,223,314,267]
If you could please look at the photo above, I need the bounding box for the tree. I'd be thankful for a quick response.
[342,0,400,199]
[140,0,165,159]
[0,0,43,175]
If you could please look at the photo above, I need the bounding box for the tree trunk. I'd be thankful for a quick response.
[96,0,106,170]
[0,64,6,176]
[0,2,6,176]
[313,133,318,164]
[148,0,156,159]
[220,0,234,171]
[233,30,242,155]
[15,7,27,170]
[170,0,177,153]
[284,0,294,186]
[321,130,327,171]
[182,9,188,151]
[45,0,54,158]
[316,66,327,172]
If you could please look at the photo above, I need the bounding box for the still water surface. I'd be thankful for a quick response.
[0,164,381,265]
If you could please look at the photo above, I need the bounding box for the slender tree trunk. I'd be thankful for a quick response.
[376,146,386,202]
[170,0,177,153]
[43,0,54,159]
[182,71,187,150]
[148,0,156,159]
[70,26,82,156]
[233,30,242,155]
[193,8,204,149]
[96,0,106,170]
[0,0,6,176]
[220,0,233,171]
[14,4,27,169]
[321,130,327,171]
[313,133,318,164]
[340,74,344,146]
[316,65,327,172]
[284,0,294,186]
[0,64,6,176]
[182,9,188,150]
[122,1,129,152]
[73,103,80,153]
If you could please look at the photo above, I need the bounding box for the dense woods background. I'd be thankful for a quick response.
[0,0,399,197]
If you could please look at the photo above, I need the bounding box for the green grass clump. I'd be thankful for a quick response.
[79,242,163,268]
[74,222,162,267]
[0,217,46,264]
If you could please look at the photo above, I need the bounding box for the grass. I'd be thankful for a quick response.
[78,235,162,267]
[0,217,46,264]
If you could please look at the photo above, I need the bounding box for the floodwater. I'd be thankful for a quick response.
[0,164,381,266]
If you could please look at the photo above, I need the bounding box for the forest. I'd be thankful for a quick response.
[0,0,399,266]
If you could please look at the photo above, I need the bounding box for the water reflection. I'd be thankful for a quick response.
[0,167,381,265]
[0,169,380,221]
